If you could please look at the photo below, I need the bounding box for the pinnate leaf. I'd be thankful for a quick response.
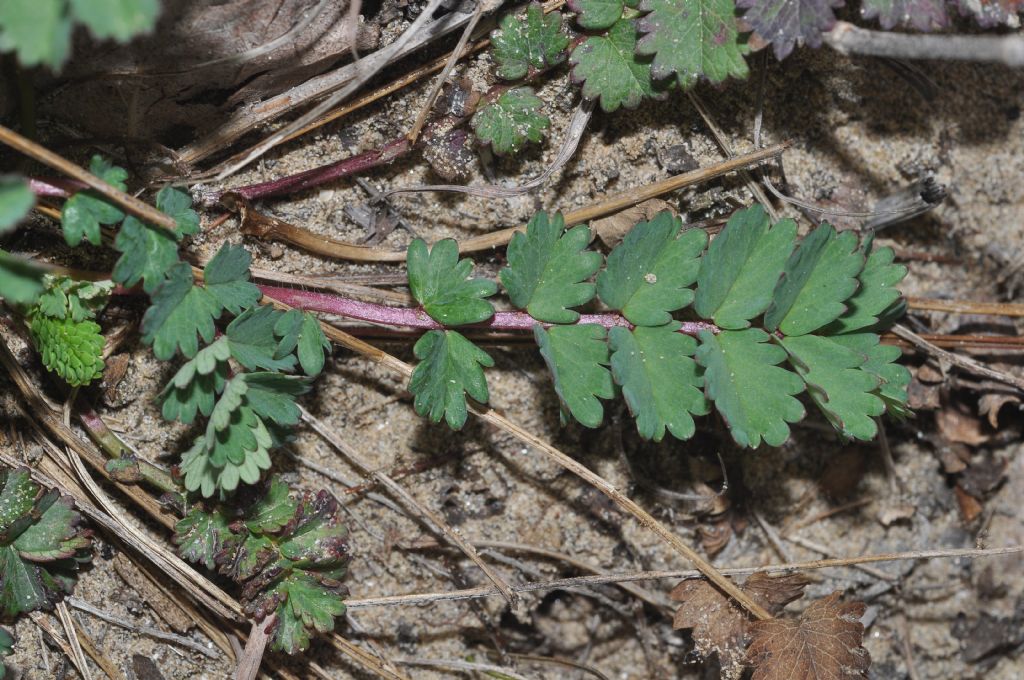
[273,309,331,376]
[182,409,273,497]
[696,328,805,448]
[161,337,232,424]
[672,572,810,679]
[569,0,625,29]
[407,239,497,326]
[535,324,614,428]
[204,243,261,315]
[570,18,661,113]
[141,262,221,360]
[746,592,870,680]
[28,315,105,386]
[765,223,864,336]
[60,156,127,247]
[472,88,550,155]
[500,212,601,323]
[0,468,91,618]
[0,176,34,233]
[409,330,494,430]
[266,573,347,652]
[636,0,749,89]
[781,334,884,440]
[226,306,298,372]
[737,0,842,60]
[597,211,707,326]
[491,2,570,80]
[609,324,709,441]
[694,205,796,329]
[824,241,907,335]
[155,186,200,235]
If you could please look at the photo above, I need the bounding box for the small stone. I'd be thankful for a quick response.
[659,144,699,174]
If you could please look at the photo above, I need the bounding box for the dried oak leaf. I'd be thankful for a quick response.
[746,591,870,680]
[671,572,810,679]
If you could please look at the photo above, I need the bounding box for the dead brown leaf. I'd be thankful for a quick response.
[698,518,733,557]
[954,484,984,522]
[936,401,990,446]
[591,199,675,248]
[746,592,870,680]
[671,573,810,679]
[978,390,1021,428]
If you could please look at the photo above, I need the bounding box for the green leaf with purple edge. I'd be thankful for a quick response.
[569,18,661,113]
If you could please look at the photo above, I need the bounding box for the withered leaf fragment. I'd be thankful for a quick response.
[671,572,810,679]
[746,591,870,680]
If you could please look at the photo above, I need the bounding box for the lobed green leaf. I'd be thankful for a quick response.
[471,87,550,156]
[60,156,127,247]
[824,240,908,335]
[0,176,34,234]
[409,330,494,430]
[569,0,625,29]
[407,239,497,326]
[534,324,614,428]
[569,18,661,113]
[141,262,221,360]
[491,2,570,80]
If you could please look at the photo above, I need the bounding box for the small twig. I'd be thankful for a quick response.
[393,657,531,680]
[70,619,125,680]
[825,21,1024,67]
[898,615,923,680]
[876,420,902,494]
[56,602,92,680]
[299,406,521,610]
[30,613,91,680]
[236,616,274,680]
[783,534,895,581]
[892,323,1024,393]
[65,596,220,658]
[0,124,177,231]
[343,546,1022,610]
[510,653,612,680]
[906,297,1024,318]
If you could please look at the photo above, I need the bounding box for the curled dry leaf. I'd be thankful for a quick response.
[671,572,810,679]
[746,591,870,680]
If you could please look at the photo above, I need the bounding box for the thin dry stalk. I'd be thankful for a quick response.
[70,619,125,680]
[825,21,1024,66]
[892,324,1024,393]
[906,297,1024,318]
[56,602,92,680]
[299,406,521,609]
[236,617,274,680]
[66,596,220,658]
[0,124,176,231]
[30,612,92,679]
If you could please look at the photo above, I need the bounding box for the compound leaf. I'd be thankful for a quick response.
[183,408,273,497]
[0,0,71,69]
[737,0,842,59]
[609,324,709,442]
[204,243,261,315]
[60,157,127,247]
[491,2,570,80]
[824,241,907,335]
[68,0,160,42]
[273,310,330,376]
[597,211,707,326]
[226,306,298,371]
[161,337,231,424]
[244,477,298,534]
[500,212,601,323]
[112,216,179,293]
[636,0,749,89]
[0,468,91,619]
[141,262,221,360]
[696,328,805,448]
[154,185,199,235]
[694,205,796,329]
[28,315,105,386]
[407,239,497,326]
[0,176,34,234]
[861,0,948,31]
[765,222,864,336]
[781,334,884,440]
[471,87,549,155]
[534,324,614,428]
[409,330,494,430]
[242,373,311,427]
[268,573,347,653]
[568,0,625,29]
[570,18,660,113]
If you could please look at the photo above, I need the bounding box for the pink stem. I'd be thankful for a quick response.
[30,177,85,198]
[258,284,718,336]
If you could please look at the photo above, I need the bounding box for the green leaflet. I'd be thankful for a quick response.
[534,324,614,428]
[636,0,749,89]
[694,205,797,329]
[409,330,494,430]
[569,18,660,113]
[182,411,272,497]
[0,0,71,69]
[161,337,231,424]
[141,262,221,360]
[569,0,625,29]
[60,156,127,247]
[765,222,864,336]
[0,467,92,619]
[472,87,550,155]
[173,505,232,571]
[609,324,709,441]
[0,176,34,234]
[244,477,297,534]
[832,332,911,418]
[274,310,331,376]
[696,329,805,448]
[781,334,884,441]
[28,315,105,386]
[204,243,262,315]
[0,251,46,306]
[113,216,180,293]
[243,372,311,427]
[597,211,707,326]
[69,0,159,43]
[824,241,908,334]
[500,212,602,323]
[226,306,299,372]
[407,238,497,326]
[491,2,570,80]
[33,276,112,322]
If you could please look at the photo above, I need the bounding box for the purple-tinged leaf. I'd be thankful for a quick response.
[738,0,845,59]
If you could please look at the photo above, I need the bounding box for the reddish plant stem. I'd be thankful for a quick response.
[29,177,84,198]
[257,284,718,336]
